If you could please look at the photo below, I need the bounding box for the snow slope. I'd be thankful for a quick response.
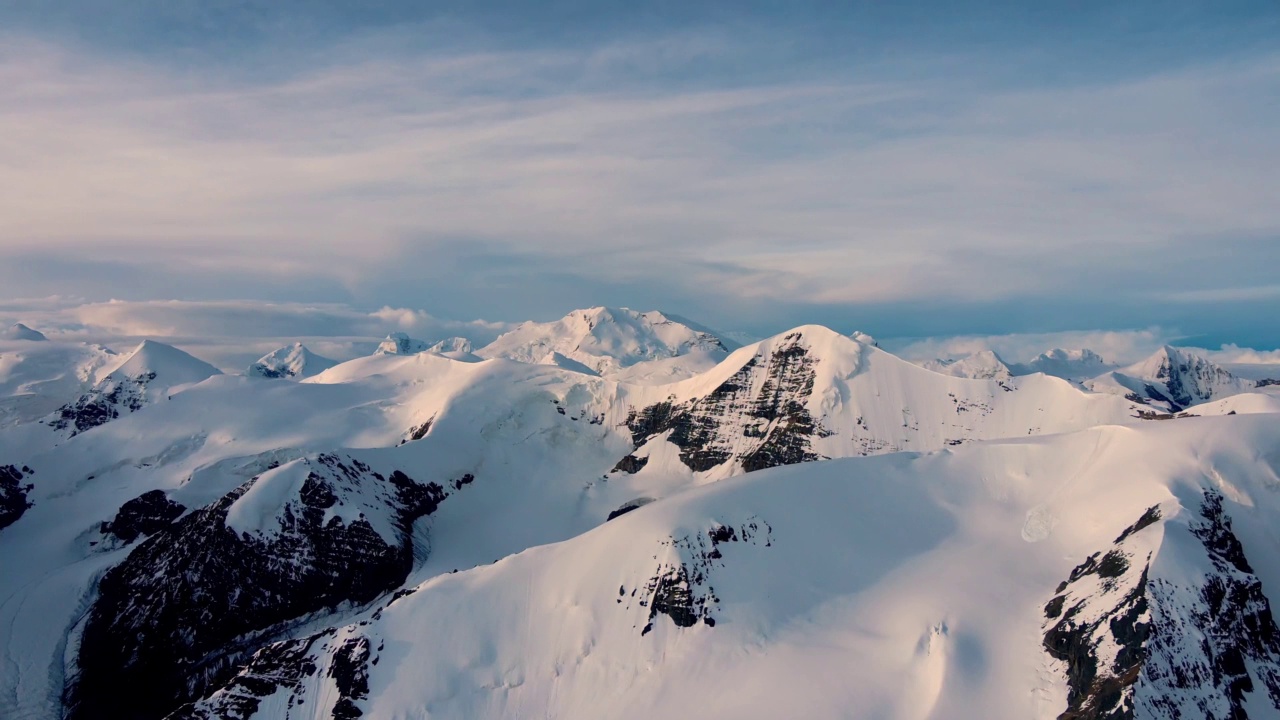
[2,317,1279,720]
[42,340,222,439]
[477,307,733,376]
[181,413,1280,720]
[0,341,118,428]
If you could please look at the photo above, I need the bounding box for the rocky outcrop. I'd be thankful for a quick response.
[167,630,377,720]
[68,453,471,720]
[100,489,187,544]
[630,517,772,635]
[1043,493,1280,719]
[623,332,827,475]
[0,464,34,532]
[48,371,153,435]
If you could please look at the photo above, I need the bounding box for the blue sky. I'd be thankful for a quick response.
[0,1,1278,346]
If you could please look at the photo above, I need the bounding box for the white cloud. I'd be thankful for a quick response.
[0,36,1277,311]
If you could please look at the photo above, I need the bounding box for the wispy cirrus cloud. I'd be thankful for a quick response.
[0,23,1277,342]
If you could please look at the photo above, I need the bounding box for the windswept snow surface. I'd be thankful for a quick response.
[2,311,1280,719]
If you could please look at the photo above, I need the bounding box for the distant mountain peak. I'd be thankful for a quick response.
[477,306,732,375]
[3,323,47,341]
[248,343,337,380]
[1085,345,1252,411]
[375,332,431,356]
[923,349,1013,382]
[427,337,473,355]
[1011,347,1111,381]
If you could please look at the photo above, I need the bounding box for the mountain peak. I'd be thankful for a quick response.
[105,340,223,385]
[1087,345,1251,411]
[249,343,337,380]
[3,323,48,341]
[922,349,1013,381]
[477,307,732,374]
[375,332,431,356]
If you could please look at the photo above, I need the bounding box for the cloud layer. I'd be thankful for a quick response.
[0,15,1278,344]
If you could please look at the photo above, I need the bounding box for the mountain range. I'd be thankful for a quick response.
[2,308,1279,719]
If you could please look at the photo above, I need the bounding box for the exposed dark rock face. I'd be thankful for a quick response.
[0,464,34,531]
[329,636,372,720]
[249,365,290,379]
[167,633,327,720]
[606,497,655,522]
[622,333,827,475]
[48,371,155,436]
[174,628,380,720]
[610,453,649,474]
[1258,378,1280,388]
[1043,494,1280,719]
[68,453,470,720]
[1138,492,1280,718]
[408,418,434,442]
[100,489,186,544]
[635,517,772,635]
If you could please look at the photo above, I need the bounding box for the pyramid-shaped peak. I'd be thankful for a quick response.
[3,322,47,341]
[104,340,222,385]
[249,343,337,379]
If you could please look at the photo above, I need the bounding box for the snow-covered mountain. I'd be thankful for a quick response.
[427,337,473,355]
[2,323,47,341]
[922,349,1014,381]
[1086,345,1255,411]
[1012,347,1112,380]
[374,332,431,356]
[179,415,1280,720]
[3,314,1280,720]
[45,340,222,437]
[247,343,337,379]
[0,341,118,428]
[477,307,734,376]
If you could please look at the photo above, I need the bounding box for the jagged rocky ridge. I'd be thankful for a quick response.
[1043,491,1280,719]
[67,453,472,720]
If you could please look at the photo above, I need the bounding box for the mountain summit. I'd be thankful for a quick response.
[2,323,47,341]
[47,340,221,436]
[1086,345,1253,410]
[477,307,733,375]
[248,343,337,379]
